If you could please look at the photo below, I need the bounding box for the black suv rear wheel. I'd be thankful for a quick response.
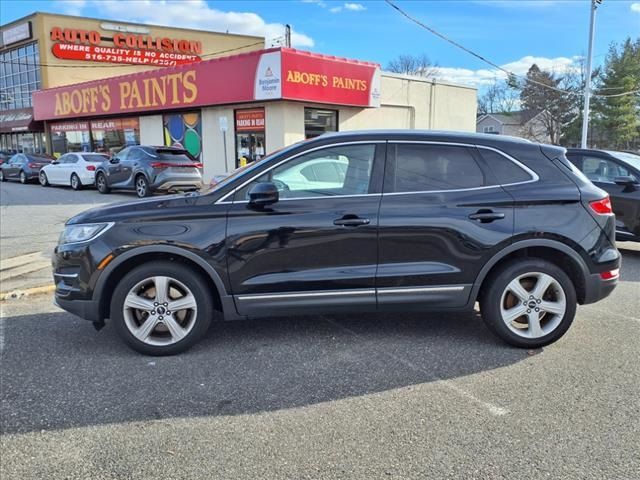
[111,261,214,355]
[480,258,577,348]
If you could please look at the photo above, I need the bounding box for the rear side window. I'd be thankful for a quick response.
[478,148,532,184]
[388,144,486,192]
[82,154,109,162]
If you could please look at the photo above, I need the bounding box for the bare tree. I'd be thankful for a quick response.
[386,53,438,78]
[478,79,520,115]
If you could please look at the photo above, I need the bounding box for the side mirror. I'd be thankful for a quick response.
[614,176,638,188]
[51,161,59,165]
[110,157,120,164]
[248,182,279,207]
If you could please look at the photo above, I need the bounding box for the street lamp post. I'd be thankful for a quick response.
[581,0,600,149]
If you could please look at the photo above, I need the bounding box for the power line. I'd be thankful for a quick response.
[384,0,640,99]
[0,40,265,69]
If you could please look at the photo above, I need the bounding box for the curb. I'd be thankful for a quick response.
[0,284,56,302]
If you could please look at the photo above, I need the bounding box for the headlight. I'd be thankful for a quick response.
[59,222,113,245]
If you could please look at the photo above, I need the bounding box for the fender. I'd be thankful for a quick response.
[466,238,590,308]
[93,244,240,319]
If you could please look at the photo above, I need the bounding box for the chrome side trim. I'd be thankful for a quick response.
[377,286,465,294]
[237,289,374,301]
[215,141,385,204]
[230,193,382,205]
[53,272,79,278]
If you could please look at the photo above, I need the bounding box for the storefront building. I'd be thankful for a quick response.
[33,47,477,180]
[0,12,263,154]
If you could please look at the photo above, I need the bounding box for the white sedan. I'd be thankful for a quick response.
[39,152,109,190]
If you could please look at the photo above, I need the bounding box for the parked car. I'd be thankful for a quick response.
[53,131,620,355]
[0,150,17,165]
[0,153,52,184]
[566,148,640,242]
[94,145,203,198]
[39,152,110,190]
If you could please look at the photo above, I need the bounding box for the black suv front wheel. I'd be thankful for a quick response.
[111,261,214,355]
[480,258,577,349]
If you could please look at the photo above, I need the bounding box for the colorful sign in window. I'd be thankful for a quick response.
[163,111,202,161]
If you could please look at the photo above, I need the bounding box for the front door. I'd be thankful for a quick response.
[225,142,384,316]
[106,147,129,186]
[376,142,515,309]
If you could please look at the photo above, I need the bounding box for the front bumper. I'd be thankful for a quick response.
[54,296,101,322]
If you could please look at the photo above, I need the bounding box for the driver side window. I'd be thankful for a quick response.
[582,156,629,183]
[236,144,376,200]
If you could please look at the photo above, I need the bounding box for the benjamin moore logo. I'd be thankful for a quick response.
[265,67,273,77]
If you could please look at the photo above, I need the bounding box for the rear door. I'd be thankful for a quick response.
[376,142,516,309]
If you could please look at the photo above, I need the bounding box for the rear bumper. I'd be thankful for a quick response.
[582,272,618,304]
[155,180,202,192]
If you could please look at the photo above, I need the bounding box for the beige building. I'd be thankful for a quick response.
[0,12,263,153]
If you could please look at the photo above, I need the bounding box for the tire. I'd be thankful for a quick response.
[135,174,151,198]
[479,258,577,349]
[0,169,5,182]
[96,172,110,194]
[19,171,27,184]
[111,261,214,355]
[70,173,82,190]
[39,171,49,186]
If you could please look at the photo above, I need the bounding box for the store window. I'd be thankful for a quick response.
[0,42,41,110]
[0,132,45,154]
[51,121,91,157]
[304,108,338,139]
[235,108,265,168]
[91,118,140,156]
[163,111,202,161]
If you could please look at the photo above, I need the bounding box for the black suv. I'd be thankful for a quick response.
[94,145,203,198]
[53,131,620,355]
[566,148,640,242]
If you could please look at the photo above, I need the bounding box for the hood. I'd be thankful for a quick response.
[67,192,203,225]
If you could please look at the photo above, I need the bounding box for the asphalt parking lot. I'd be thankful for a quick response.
[1,181,639,479]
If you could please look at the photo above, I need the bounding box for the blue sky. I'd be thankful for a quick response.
[1,0,639,89]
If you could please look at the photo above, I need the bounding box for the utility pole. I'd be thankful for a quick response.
[285,24,292,48]
[581,0,600,149]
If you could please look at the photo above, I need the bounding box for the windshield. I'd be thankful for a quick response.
[607,151,640,171]
[25,155,51,163]
[82,154,110,162]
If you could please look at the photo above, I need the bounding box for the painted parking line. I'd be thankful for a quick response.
[322,317,509,417]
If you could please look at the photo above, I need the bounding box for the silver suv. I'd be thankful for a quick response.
[95,146,203,198]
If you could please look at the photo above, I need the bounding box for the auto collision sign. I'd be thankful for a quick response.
[49,27,202,67]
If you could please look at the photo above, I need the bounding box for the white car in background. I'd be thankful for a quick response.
[39,152,109,190]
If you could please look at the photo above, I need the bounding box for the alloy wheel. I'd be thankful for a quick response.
[20,171,26,184]
[499,272,566,339]
[39,172,48,186]
[97,174,107,192]
[122,276,198,346]
[136,177,148,197]
[71,174,79,190]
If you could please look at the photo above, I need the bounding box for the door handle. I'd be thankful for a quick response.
[334,216,370,227]
[468,210,505,223]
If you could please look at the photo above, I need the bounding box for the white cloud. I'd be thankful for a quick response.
[631,2,640,13]
[56,0,87,15]
[427,55,581,88]
[330,6,343,13]
[58,0,314,48]
[344,2,366,11]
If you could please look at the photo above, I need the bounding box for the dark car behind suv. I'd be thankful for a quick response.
[53,131,620,355]
[95,145,203,198]
[566,148,640,242]
[0,153,52,183]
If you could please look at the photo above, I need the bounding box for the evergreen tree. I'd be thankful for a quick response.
[592,38,640,149]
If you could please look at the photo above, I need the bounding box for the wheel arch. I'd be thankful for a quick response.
[95,245,230,322]
[471,239,590,306]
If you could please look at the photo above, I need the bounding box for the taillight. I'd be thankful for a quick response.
[86,165,96,171]
[589,196,613,215]
[600,269,619,280]
[150,162,201,169]
[28,163,38,168]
